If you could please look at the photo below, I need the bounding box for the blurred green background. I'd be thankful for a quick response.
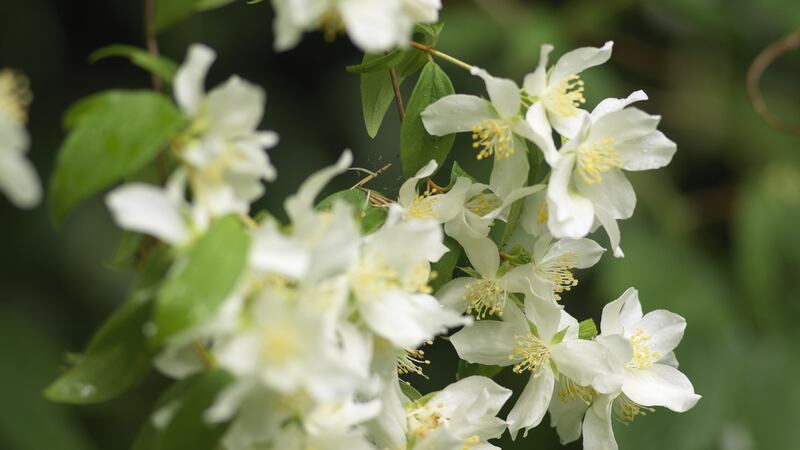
[2,0,800,449]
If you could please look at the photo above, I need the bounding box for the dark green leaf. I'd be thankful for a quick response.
[155,0,235,33]
[498,199,524,247]
[154,216,250,343]
[347,50,406,74]
[134,370,234,450]
[45,248,172,404]
[578,319,598,340]
[90,45,179,84]
[50,90,185,223]
[447,161,477,188]
[105,231,145,271]
[431,237,461,292]
[456,360,504,380]
[526,140,545,185]
[400,61,455,178]
[360,54,404,139]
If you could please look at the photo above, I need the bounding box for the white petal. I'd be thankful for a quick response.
[507,370,555,439]
[340,0,400,52]
[520,189,549,237]
[542,237,605,269]
[0,147,40,208]
[591,90,648,119]
[550,339,612,387]
[436,277,471,313]
[489,135,529,200]
[422,95,495,136]
[575,168,636,220]
[522,102,559,167]
[361,292,467,349]
[522,44,554,95]
[523,294,563,340]
[547,154,594,239]
[106,183,188,245]
[636,309,686,357]
[250,221,309,278]
[600,287,642,336]
[582,394,618,450]
[367,217,446,265]
[471,67,522,119]
[399,159,437,207]
[594,206,624,258]
[434,176,472,222]
[444,215,499,278]
[548,383,589,444]
[550,41,613,87]
[550,108,590,140]
[622,364,700,412]
[450,320,519,366]
[205,76,265,136]
[175,44,215,115]
[615,130,677,171]
[593,334,633,393]
[588,107,660,146]
[284,150,352,222]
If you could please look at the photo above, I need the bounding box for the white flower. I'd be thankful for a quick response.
[106,170,208,247]
[271,0,439,52]
[423,67,547,199]
[547,288,700,449]
[538,92,677,256]
[523,42,613,139]
[0,69,40,208]
[405,376,511,450]
[525,234,605,302]
[395,160,473,223]
[174,44,278,216]
[450,296,620,439]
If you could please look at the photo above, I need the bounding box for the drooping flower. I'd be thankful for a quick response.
[173,44,279,216]
[450,296,622,439]
[537,91,677,256]
[0,69,40,208]
[523,42,613,139]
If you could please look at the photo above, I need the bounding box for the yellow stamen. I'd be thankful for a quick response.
[536,200,548,224]
[614,394,655,424]
[627,329,662,369]
[407,190,439,220]
[465,193,500,216]
[471,119,514,160]
[351,257,432,301]
[397,348,431,378]
[543,74,585,117]
[509,333,550,376]
[0,70,32,124]
[464,279,506,319]
[539,252,579,301]
[576,137,622,184]
[557,378,597,405]
[407,402,449,439]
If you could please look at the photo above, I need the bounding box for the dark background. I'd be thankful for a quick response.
[2,0,800,449]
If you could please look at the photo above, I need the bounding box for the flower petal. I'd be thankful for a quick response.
[548,383,590,444]
[588,107,659,146]
[450,320,519,366]
[444,215,499,278]
[489,136,530,200]
[551,339,612,387]
[471,67,522,119]
[547,154,595,239]
[550,41,613,87]
[591,90,648,119]
[340,0,400,52]
[106,183,188,245]
[600,287,643,336]
[582,394,618,450]
[399,159,437,207]
[615,130,677,171]
[436,277,471,313]
[422,95,495,136]
[507,370,555,439]
[523,44,554,95]
[523,102,559,166]
[205,76,265,137]
[575,168,636,220]
[622,364,700,412]
[0,146,40,209]
[175,44,215,115]
[285,150,352,223]
[636,309,686,357]
[542,237,605,269]
[594,206,624,258]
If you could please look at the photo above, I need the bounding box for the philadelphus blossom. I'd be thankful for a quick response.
[450,297,624,439]
[173,44,279,216]
[0,69,41,208]
[271,0,441,52]
[547,288,700,449]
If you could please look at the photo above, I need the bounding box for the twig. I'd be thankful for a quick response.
[144,0,162,92]
[746,30,800,137]
[192,341,215,369]
[410,41,473,71]
[388,66,405,122]
[350,163,392,189]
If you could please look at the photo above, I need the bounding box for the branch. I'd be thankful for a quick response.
[388,66,405,122]
[144,0,162,92]
[746,30,800,137]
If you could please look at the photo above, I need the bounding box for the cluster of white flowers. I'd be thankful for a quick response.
[102,38,699,450]
[271,0,441,52]
[0,69,41,209]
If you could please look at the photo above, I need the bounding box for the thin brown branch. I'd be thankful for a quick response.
[144,0,167,183]
[388,66,405,122]
[746,30,800,137]
[350,163,392,190]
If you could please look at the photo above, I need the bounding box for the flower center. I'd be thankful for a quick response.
[471,119,514,160]
[397,347,430,378]
[0,70,32,124]
[464,279,506,319]
[614,394,654,424]
[407,192,439,220]
[407,402,448,439]
[557,378,597,405]
[350,257,432,301]
[259,326,301,365]
[627,329,662,369]
[510,333,550,376]
[538,252,579,301]
[536,200,548,224]
[465,192,500,216]
[543,74,585,117]
[576,137,622,184]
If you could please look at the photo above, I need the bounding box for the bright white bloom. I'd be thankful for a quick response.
[271,0,440,52]
[395,160,473,224]
[523,42,613,138]
[525,234,605,303]
[0,69,40,208]
[423,67,544,199]
[106,170,208,247]
[174,44,278,216]
[537,91,677,256]
[548,288,700,449]
[450,296,621,439]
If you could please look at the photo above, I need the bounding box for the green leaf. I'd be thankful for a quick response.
[105,231,145,271]
[50,90,185,223]
[498,198,524,247]
[154,216,250,343]
[155,0,236,33]
[90,45,179,84]
[134,370,234,450]
[316,189,387,234]
[578,319,598,340]
[447,161,477,189]
[526,140,545,185]
[400,61,455,178]
[360,54,404,139]
[431,237,461,292]
[396,24,444,78]
[399,382,422,402]
[347,50,406,74]
[456,360,504,380]
[550,326,570,345]
[45,248,172,404]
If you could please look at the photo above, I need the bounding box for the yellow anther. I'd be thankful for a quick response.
[464,279,506,319]
[465,193,500,216]
[544,74,586,117]
[613,394,655,424]
[0,70,32,124]
[538,252,579,301]
[536,201,548,224]
[509,333,550,376]
[471,119,514,160]
[627,329,662,369]
[408,190,439,220]
[397,348,431,378]
[558,378,597,405]
[576,137,622,184]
